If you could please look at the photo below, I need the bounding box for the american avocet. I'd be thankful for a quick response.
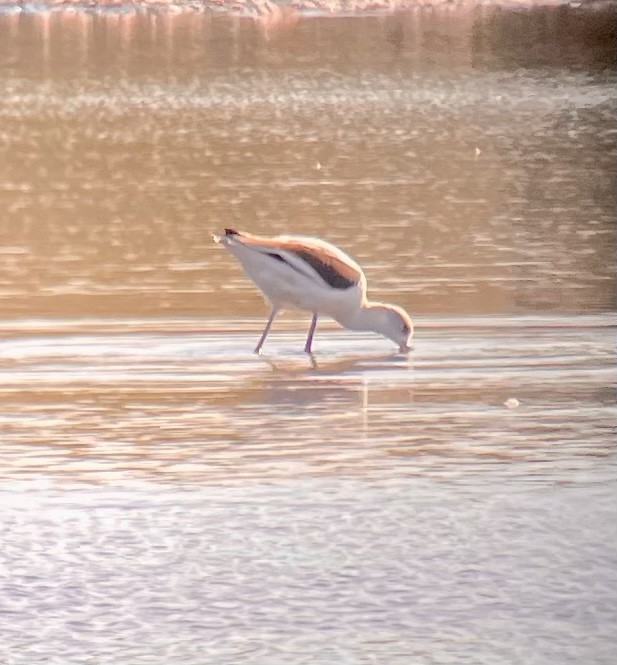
[215,229,413,355]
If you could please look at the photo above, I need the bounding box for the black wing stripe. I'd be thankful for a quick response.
[265,251,314,281]
[293,250,356,290]
[266,252,287,263]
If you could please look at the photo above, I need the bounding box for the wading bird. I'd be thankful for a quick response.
[215,229,413,355]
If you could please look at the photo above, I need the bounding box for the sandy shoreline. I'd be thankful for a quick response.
[0,0,613,15]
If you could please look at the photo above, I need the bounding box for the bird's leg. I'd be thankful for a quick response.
[254,307,279,355]
[304,313,318,354]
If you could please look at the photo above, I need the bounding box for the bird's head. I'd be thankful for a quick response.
[369,304,414,353]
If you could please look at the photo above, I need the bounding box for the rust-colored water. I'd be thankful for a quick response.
[0,6,615,665]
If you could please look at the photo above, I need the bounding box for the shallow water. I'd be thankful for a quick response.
[0,5,616,665]
[1,315,615,664]
[0,315,615,485]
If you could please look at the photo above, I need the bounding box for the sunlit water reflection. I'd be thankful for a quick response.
[1,315,615,664]
[0,5,615,665]
[1,315,614,484]
[0,8,615,318]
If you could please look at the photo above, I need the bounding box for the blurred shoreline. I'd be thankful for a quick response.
[0,0,615,16]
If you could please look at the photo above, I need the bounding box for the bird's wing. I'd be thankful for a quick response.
[224,231,362,290]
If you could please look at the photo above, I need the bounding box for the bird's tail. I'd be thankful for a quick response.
[213,228,244,245]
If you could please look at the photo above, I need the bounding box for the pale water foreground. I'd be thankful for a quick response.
[1,314,615,664]
[0,4,616,665]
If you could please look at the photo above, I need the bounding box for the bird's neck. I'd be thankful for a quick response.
[335,303,388,335]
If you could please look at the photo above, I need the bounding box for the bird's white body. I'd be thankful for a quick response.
[215,229,413,354]
[221,234,364,317]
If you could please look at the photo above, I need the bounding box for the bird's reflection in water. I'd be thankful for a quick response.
[260,351,413,376]
[252,352,414,437]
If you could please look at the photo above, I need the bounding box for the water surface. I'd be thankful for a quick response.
[0,6,616,665]
[0,6,615,318]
